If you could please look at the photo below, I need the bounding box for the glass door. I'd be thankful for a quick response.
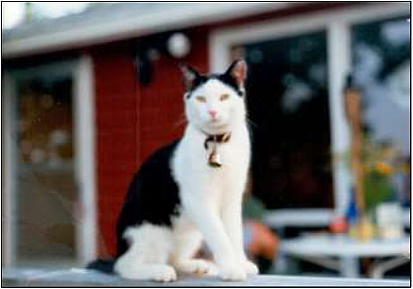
[351,16,410,209]
[14,71,78,268]
[232,30,333,209]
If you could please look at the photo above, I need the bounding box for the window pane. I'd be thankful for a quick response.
[16,76,77,267]
[352,17,410,206]
[240,30,332,209]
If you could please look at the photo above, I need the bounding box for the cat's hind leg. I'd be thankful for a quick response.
[170,229,217,276]
[114,224,177,282]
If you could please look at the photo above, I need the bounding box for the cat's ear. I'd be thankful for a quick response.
[225,59,247,86]
[179,64,200,91]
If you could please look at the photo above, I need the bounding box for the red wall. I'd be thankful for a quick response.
[92,29,208,257]
[92,43,138,257]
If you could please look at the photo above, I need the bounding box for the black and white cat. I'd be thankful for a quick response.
[89,60,258,282]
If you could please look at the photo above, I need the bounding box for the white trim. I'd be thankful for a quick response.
[2,72,18,267]
[73,56,97,265]
[266,207,410,229]
[209,2,409,216]
[264,209,335,229]
[3,3,295,59]
[327,22,352,215]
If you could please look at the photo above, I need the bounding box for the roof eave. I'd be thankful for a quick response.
[2,3,297,59]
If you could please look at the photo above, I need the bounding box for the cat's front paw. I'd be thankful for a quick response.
[218,264,247,281]
[174,259,217,276]
[242,260,259,275]
[152,265,178,282]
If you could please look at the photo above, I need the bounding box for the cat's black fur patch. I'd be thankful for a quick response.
[185,74,209,96]
[215,74,244,96]
[115,140,181,257]
[186,74,243,98]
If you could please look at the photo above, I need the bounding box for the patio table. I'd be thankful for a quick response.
[276,234,410,278]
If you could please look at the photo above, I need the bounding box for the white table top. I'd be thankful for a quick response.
[280,234,410,257]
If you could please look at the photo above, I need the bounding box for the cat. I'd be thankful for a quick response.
[88,59,258,282]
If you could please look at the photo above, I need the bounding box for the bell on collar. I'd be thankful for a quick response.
[208,151,222,168]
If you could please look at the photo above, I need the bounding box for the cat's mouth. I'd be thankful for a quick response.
[207,118,225,126]
[196,115,229,132]
[203,120,229,133]
[208,113,226,123]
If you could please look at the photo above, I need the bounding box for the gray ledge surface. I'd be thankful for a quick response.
[2,268,410,287]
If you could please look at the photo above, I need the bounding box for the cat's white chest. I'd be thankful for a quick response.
[171,125,250,204]
[210,140,250,180]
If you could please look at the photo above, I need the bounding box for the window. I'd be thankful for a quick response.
[16,75,77,267]
[352,17,410,206]
[236,31,333,209]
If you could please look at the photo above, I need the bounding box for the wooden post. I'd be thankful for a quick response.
[344,76,374,241]
[344,77,365,219]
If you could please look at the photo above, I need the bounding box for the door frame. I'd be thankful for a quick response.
[209,3,409,216]
[3,70,18,267]
[2,55,97,267]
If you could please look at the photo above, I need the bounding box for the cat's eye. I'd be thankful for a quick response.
[220,94,230,101]
[196,96,206,103]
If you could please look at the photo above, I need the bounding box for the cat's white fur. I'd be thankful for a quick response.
[114,61,258,282]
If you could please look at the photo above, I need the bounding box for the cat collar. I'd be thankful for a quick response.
[203,132,231,168]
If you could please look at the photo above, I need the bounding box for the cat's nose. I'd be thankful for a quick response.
[208,110,218,119]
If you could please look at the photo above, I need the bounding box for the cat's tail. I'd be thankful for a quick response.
[86,259,116,274]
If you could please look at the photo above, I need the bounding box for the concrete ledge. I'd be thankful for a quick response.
[2,268,410,287]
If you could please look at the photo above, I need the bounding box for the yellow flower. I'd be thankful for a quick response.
[375,161,393,175]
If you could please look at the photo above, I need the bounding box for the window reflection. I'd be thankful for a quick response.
[352,17,410,206]
[240,31,332,209]
[16,76,77,267]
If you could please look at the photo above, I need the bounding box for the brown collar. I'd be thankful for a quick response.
[203,132,231,150]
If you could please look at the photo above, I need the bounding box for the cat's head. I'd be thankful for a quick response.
[180,60,247,134]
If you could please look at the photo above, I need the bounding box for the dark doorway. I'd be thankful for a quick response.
[239,30,333,209]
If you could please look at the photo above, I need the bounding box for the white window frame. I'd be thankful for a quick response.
[2,56,97,267]
[209,3,409,219]
[3,71,18,267]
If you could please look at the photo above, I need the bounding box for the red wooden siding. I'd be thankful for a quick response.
[93,29,208,257]
[92,43,139,257]
[138,29,209,162]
